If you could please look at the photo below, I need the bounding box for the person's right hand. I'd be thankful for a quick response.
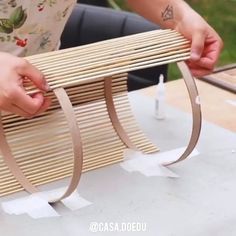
[0,52,51,118]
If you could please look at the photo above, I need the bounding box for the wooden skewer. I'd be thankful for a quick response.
[0,151,125,182]
[30,32,180,63]
[2,125,148,159]
[27,29,178,61]
[34,38,188,70]
[28,30,169,61]
[42,54,190,89]
[42,48,189,82]
[24,74,127,92]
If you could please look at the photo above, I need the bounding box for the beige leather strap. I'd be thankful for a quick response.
[104,77,137,150]
[165,61,202,166]
[50,88,83,203]
[0,88,83,203]
[0,113,38,193]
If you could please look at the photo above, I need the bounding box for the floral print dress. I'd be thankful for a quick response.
[0,0,76,56]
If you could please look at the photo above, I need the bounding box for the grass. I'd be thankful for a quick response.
[114,0,236,80]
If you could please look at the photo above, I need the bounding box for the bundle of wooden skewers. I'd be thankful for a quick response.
[0,29,198,202]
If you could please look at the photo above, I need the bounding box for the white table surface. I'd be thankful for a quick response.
[0,91,235,236]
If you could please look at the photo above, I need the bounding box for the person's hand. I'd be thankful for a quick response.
[126,0,223,77]
[0,52,51,118]
[174,9,223,77]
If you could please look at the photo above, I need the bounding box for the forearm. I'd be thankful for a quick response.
[126,0,194,29]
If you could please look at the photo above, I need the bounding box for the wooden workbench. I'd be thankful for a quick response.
[142,78,236,132]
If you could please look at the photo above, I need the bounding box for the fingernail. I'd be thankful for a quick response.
[191,52,200,61]
[44,82,50,91]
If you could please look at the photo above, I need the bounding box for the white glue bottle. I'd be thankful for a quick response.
[155,74,166,120]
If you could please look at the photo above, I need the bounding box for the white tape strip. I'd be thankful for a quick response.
[37,188,92,211]
[1,195,59,219]
[61,191,92,211]
[1,188,92,218]
[121,147,199,177]
[226,100,236,107]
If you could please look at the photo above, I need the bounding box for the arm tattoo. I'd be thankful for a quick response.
[162,5,174,21]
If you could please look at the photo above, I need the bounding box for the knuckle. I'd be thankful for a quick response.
[15,58,29,70]
[195,27,206,37]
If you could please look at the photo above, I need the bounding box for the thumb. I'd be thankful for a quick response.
[190,31,206,61]
[17,59,49,91]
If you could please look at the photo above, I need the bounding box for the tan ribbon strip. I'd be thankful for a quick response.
[0,88,83,203]
[104,61,201,166]
[165,61,202,166]
[50,88,83,203]
[0,113,38,193]
[104,77,137,150]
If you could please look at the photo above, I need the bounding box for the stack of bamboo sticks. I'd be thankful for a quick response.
[0,29,191,197]
[26,29,190,91]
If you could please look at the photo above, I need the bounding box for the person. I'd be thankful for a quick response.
[0,0,223,118]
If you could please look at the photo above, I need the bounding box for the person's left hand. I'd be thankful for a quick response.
[174,9,223,77]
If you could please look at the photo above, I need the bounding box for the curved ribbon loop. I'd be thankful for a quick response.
[164,61,202,166]
[0,88,83,203]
